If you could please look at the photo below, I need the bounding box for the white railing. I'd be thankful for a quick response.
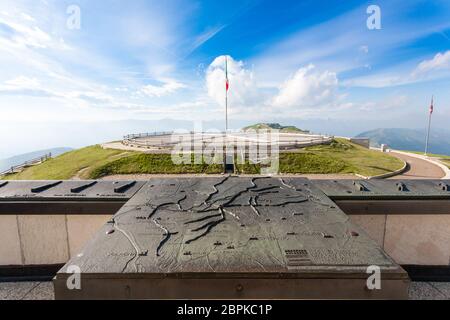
[122,131,333,150]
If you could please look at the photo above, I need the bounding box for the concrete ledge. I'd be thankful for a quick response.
[355,159,408,180]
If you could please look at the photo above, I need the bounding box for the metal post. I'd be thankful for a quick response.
[225,56,228,133]
[425,113,432,156]
[425,96,433,156]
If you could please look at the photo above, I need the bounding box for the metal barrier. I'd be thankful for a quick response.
[122,131,334,150]
[0,153,52,177]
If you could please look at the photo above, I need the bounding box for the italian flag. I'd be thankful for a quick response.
[225,57,229,91]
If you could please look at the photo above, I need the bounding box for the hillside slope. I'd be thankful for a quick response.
[242,123,309,133]
[3,146,130,180]
[3,139,404,179]
[0,147,73,172]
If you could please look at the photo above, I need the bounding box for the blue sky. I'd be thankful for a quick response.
[1,0,450,157]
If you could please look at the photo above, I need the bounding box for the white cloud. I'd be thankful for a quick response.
[139,79,186,98]
[186,25,226,56]
[0,14,59,49]
[412,51,450,77]
[272,64,339,108]
[0,76,54,97]
[0,76,41,90]
[206,55,257,108]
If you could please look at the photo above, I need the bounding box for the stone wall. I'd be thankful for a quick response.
[0,215,110,266]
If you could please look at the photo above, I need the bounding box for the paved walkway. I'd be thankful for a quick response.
[1,281,449,300]
[388,151,445,179]
[0,282,54,300]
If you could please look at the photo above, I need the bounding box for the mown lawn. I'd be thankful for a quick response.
[296,139,404,176]
[235,139,404,176]
[3,139,405,180]
[90,153,223,178]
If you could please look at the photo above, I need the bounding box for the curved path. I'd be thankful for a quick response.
[388,151,445,179]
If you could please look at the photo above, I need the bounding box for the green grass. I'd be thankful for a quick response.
[90,153,223,178]
[3,139,404,180]
[237,138,403,176]
[242,123,309,133]
[296,139,405,176]
[3,145,131,180]
[279,152,349,174]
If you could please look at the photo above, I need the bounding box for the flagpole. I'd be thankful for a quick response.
[225,56,228,133]
[424,95,433,156]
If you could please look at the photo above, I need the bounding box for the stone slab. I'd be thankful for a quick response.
[349,215,386,247]
[55,177,408,299]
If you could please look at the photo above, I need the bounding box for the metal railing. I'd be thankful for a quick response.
[0,153,52,176]
[123,132,174,140]
[122,131,333,150]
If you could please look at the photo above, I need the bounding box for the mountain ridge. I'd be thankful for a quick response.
[242,123,309,133]
[356,128,450,156]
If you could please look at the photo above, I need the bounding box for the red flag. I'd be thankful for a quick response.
[429,96,434,114]
[225,57,229,92]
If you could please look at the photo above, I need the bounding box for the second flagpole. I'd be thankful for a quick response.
[225,56,228,133]
[424,95,433,156]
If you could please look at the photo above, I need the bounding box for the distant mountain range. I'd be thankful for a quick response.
[242,123,309,133]
[0,147,73,173]
[356,128,450,156]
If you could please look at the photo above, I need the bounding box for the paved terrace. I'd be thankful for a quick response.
[1,281,449,300]
[106,132,333,153]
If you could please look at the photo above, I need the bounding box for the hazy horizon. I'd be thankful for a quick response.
[1,0,450,158]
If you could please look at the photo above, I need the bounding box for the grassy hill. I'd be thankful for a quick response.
[242,123,309,133]
[235,139,403,176]
[356,128,450,156]
[3,146,131,180]
[2,139,404,180]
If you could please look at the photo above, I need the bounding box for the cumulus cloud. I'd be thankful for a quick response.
[272,64,339,108]
[412,51,450,77]
[206,55,257,108]
[0,14,67,50]
[139,79,186,97]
